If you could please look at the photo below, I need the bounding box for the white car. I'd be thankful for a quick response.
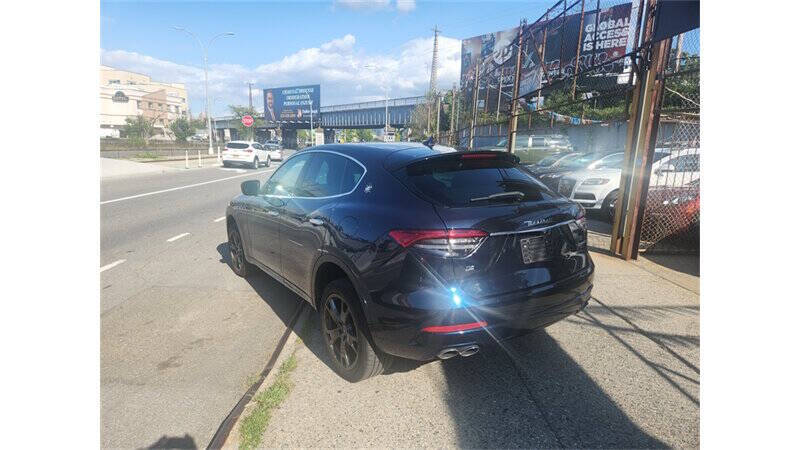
[222,141,278,169]
[262,143,283,161]
[557,148,700,221]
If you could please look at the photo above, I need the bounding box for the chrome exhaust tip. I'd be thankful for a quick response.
[459,345,480,357]
[437,348,460,360]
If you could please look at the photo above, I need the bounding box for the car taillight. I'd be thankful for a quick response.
[245,148,253,153]
[389,229,488,258]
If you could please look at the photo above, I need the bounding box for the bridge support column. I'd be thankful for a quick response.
[282,129,298,149]
[324,129,336,144]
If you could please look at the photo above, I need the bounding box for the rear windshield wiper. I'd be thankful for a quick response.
[469,191,525,203]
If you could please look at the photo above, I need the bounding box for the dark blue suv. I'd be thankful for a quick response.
[226,143,594,381]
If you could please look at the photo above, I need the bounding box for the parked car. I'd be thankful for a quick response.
[558,148,698,222]
[226,143,594,381]
[262,142,284,161]
[488,134,573,165]
[533,152,626,190]
[222,141,276,169]
[643,178,700,235]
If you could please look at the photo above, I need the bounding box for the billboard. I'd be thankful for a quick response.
[519,2,635,97]
[460,26,520,115]
[263,84,321,125]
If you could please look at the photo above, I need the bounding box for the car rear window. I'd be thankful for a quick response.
[227,142,249,149]
[398,158,557,207]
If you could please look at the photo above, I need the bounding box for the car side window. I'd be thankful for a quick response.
[262,153,312,196]
[296,153,352,198]
[672,154,700,172]
[595,153,624,169]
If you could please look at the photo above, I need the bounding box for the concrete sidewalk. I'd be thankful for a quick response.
[100,157,180,179]
[255,251,700,448]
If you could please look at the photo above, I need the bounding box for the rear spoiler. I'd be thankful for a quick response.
[386,150,520,172]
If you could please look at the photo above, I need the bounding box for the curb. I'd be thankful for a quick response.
[213,304,311,449]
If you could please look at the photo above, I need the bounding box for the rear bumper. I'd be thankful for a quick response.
[222,156,255,165]
[365,262,594,361]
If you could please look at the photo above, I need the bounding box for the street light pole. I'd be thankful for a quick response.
[173,27,234,156]
[309,99,314,147]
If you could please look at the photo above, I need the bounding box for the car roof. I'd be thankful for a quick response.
[228,140,256,144]
[297,142,456,169]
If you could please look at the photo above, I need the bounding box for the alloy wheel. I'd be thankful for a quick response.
[322,295,359,369]
[228,228,244,271]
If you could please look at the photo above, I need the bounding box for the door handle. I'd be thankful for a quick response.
[267,210,279,216]
[308,218,324,226]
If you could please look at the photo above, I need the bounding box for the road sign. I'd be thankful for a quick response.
[242,115,254,127]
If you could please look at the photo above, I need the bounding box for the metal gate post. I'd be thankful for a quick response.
[611,0,670,259]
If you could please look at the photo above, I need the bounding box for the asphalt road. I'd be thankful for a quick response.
[100,159,303,448]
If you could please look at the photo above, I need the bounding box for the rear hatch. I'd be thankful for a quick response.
[391,151,589,301]
[225,142,251,157]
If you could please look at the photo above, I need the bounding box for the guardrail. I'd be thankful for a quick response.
[319,96,426,113]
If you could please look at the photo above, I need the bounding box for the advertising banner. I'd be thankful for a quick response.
[263,84,321,125]
[460,26,520,114]
[519,2,634,98]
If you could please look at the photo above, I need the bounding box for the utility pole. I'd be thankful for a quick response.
[450,84,456,146]
[674,33,684,72]
[248,82,253,109]
[469,62,480,149]
[435,95,441,141]
[496,67,504,120]
[429,26,440,93]
[506,19,526,153]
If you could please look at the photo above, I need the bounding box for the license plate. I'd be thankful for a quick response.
[520,235,547,264]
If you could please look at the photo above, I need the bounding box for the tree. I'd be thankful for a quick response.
[122,114,159,146]
[229,105,265,141]
[356,129,374,142]
[169,117,204,142]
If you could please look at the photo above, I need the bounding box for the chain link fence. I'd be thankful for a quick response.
[639,27,699,254]
[450,0,698,255]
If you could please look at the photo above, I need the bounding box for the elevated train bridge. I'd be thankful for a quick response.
[213,95,426,147]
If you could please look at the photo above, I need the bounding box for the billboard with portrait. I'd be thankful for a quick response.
[263,84,321,125]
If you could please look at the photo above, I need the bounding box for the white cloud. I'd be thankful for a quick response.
[396,0,416,13]
[333,0,390,10]
[101,32,460,117]
[333,0,415,13]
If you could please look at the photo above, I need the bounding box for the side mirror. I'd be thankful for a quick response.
[241,180,260,196]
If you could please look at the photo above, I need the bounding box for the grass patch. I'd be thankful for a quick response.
[134,151,162,159]
[238,352,299,450]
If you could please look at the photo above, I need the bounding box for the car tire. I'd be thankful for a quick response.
[252,157,259,169]
[227,222,256,277]
[319,278,391,382]
[603,190,619,223]
[222,161,230,168]
[266,156,271,168]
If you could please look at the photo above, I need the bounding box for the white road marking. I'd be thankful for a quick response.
[214,216,226,222]
[100,169,274,205]
[166,232,190,242]
[100,259,126,273]
[288,239,304,247]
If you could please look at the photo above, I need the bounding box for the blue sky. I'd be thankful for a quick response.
[101,1,556,116]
